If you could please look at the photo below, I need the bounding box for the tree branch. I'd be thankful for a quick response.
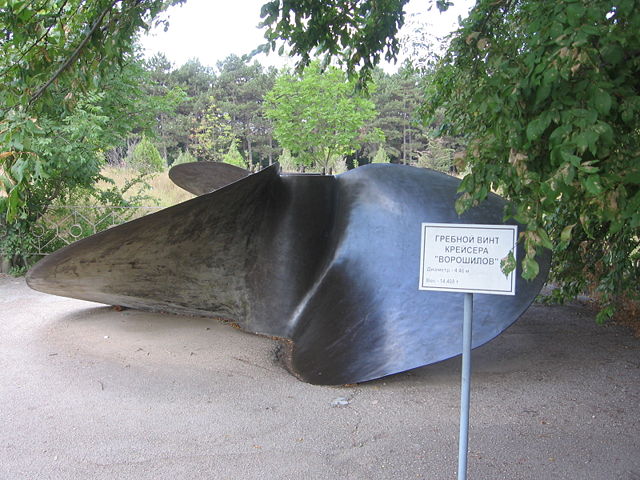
[28,0,116,105]
[0,0,71,79]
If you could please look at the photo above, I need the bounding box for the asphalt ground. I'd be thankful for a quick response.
[1,275,639,479]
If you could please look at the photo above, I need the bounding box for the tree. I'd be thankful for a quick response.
[372,146,390,163]
[144,53,188,162]
[163,58,217,159]
[415,137,455,173]
[369,68,428,164]
[213,55,278,167]
[0,0,182,267]
[260,0,640,320]
[259,0,411,85]
[172,149,197,166]
[129,136,165,173]
[190,100,236,162]
[222,139,248,169]
[423,0,640,320]
[264,63,382,171]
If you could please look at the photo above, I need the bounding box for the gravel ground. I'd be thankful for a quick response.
[1,275,639,480]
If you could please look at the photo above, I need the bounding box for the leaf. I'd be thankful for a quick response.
[10,159,28,184]
[560,223,576,243]
[577,161,599,174]
[537,228,554,250]
[574,131,598,153]
[6,189,21,223]
[455,193,473,215]
[522,255,540,280]
[436,0,453,12]
[500,250,517,276]
[0,173,14,192]
[623,170,640,185]
[560,150,581,166]
[595,305,614,325]
[534,84,551,105]
[566,4,583,26]
[608,220,623,235]
[526,113,552,141]
[34,160,49,180]
[592,89,612,116]
[583,175,603,195]
[549,124,572,144]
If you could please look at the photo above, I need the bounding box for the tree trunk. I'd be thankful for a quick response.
[158,113,167,162]
[402,123,407,164]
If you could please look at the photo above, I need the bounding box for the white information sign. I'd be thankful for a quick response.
[419,223,518,295]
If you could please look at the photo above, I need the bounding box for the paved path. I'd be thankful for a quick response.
[1,276,638,479]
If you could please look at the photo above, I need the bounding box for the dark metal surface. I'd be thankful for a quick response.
[168,161,250,195]
[27,164,550,385]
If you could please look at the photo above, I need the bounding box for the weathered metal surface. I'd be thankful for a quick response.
[168,161,249,195]
[27,163,550,385]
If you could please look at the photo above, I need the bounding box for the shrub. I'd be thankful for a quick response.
[222,140,247,169]
[171,150,196,166]
[128,137,164,173]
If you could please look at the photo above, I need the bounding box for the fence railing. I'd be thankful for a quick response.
[31,204,163,256]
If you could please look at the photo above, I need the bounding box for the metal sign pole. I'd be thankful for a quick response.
[419,223,518,480]
[458,292,473,480]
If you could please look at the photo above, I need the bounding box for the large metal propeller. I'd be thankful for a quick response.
[27,162,550,385]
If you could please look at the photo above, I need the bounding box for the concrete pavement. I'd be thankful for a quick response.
[1,276,638,479]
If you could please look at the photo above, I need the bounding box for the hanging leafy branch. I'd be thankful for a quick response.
[0,0,183,268]
[259,0,410,86]
[422,0,640,320]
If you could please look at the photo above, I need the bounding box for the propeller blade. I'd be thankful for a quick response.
[169,161,250,196]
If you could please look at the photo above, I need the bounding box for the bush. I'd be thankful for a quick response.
[171,150,196,166]
[372,146,390,164]
[415,139,455,173]
[128,137,164,173]
[222,140,247,169]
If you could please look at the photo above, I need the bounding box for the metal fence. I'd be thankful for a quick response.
[31,204,163,256]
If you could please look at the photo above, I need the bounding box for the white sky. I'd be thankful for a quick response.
[140,0,474,71]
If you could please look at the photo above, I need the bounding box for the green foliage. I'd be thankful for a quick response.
[372,146,390,163]
[423,0,640,314]
[369,67,430,164]
[265,63,383,171]
[171,150,197,166]
[0,219,37,274]
[149,58,213,160]
[0,0,182,112]
[415,138,454,173]
[213,55,278,166]
[146,55,277,167]
[276,149,299,172]
[129,137,165,173]
[223,140,248,169]
[191,99,236,162]
[328,155,350,174]
[259,0,409,86]
[0,0,180,270]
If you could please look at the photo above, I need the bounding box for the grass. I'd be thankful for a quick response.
[100,165,194,208]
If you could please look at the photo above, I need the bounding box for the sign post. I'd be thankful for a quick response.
[458,291,473,479]
[419,223,517,480]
